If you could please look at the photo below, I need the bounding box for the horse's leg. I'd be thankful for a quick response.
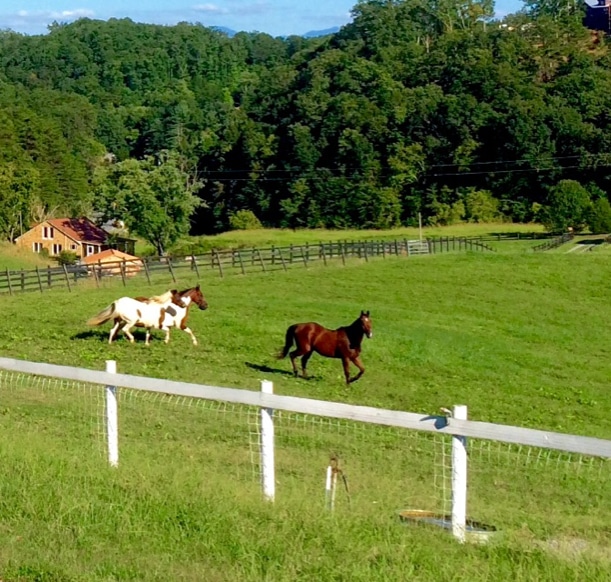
[182,327,197,346]
[163,326,171,344]
[109,320,122,344]
[289,347,305,377]
[122,323,136,343]
[348,356,365,384]
[300,351,313,378]
[341,357,352,384]
[145,327,151,346]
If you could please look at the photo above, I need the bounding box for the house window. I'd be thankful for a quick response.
[52,244,62,255]
[86,245,95,256]
[42,226,54,239]
[71,244,77,250]
[33,242,42,253]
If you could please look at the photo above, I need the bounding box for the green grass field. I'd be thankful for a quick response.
[1,245,610,581]
[163,222,546,255]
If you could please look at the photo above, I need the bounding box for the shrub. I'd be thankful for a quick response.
[463,189,502,223]
[56,250,78,265]
[229,210,263,231]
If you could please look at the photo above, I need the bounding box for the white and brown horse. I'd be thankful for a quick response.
[87,285,208,345]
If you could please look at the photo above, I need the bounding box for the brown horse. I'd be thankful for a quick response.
[278,311,373,384]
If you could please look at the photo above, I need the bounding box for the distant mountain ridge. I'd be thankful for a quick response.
[303,27,340,38]
[211,25,340,38]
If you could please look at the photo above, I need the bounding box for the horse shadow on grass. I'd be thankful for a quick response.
[71,329,147,343]
[244,361,319,380]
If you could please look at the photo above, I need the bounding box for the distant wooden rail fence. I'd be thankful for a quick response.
[0,237,497,295]
[532,233,574,252]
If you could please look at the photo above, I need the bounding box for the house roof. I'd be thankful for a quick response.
[47,218,108,244]
[81,248,141,265]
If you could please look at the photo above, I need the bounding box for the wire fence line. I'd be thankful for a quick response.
[0,357,609,544]
[0,237,497,296]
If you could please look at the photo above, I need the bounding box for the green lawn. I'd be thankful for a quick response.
[164,222,547,255]
[0,251,610,581]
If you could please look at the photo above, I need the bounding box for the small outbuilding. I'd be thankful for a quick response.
[80,248,143,277]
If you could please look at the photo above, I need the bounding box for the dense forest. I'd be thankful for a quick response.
[2,0,611,252]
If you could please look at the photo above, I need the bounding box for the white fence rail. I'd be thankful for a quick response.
[1,356,610,543]
[1,357,608,458]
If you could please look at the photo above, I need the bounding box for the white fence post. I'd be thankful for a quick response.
[325,465,333,510]
[260,380,275,502]
[105,360,119,467]
[451,404,468,542]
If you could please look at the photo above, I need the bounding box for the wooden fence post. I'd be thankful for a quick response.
[213,250,224,278]
[277,247,287,271]
[256,249,266,272]
[120,260,127,286]
[142,258,151,284]
[167,257,176,283]
[236,251,246,275]
[300,245,308,268]
[35,267,43,293]
[191,256,200,278]
[6,269,13,295]
[62,264,71,292]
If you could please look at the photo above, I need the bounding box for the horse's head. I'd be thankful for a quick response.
[182,284,208,310]
[359,310,373,339]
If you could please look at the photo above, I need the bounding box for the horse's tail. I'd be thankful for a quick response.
[277,324,297,359]
[87,303,117,326]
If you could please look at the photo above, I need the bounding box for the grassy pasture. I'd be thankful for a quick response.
[0,241,52,271]
[1,251,610,580]
[162,222,546,254]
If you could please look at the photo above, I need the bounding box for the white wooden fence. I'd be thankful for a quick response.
[1,356,609,543]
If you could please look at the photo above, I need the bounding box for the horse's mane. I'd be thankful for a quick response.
[135,290,173,304]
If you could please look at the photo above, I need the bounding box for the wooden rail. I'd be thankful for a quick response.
[0,237,495,295]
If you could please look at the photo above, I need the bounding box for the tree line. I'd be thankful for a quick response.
[1,0,611,253]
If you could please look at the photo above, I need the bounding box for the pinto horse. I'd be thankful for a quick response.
[278,311,372,384]
[87,285,208,345]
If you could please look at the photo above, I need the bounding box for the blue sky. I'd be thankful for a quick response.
[3,1,525,38]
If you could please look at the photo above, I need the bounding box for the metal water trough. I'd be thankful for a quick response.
[398,509,499,544]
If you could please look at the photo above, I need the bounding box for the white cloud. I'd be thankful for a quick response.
[3,8,95,32]
[13,8,94,20]
[192,2,269,17]
[192,4,229,14]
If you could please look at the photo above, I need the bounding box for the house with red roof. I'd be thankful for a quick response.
[15,217,135,258]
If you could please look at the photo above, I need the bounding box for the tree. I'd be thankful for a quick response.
[586,197,611,234]
[0,163,39,241]
[93,151,203,255]
[541,180,591,233]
